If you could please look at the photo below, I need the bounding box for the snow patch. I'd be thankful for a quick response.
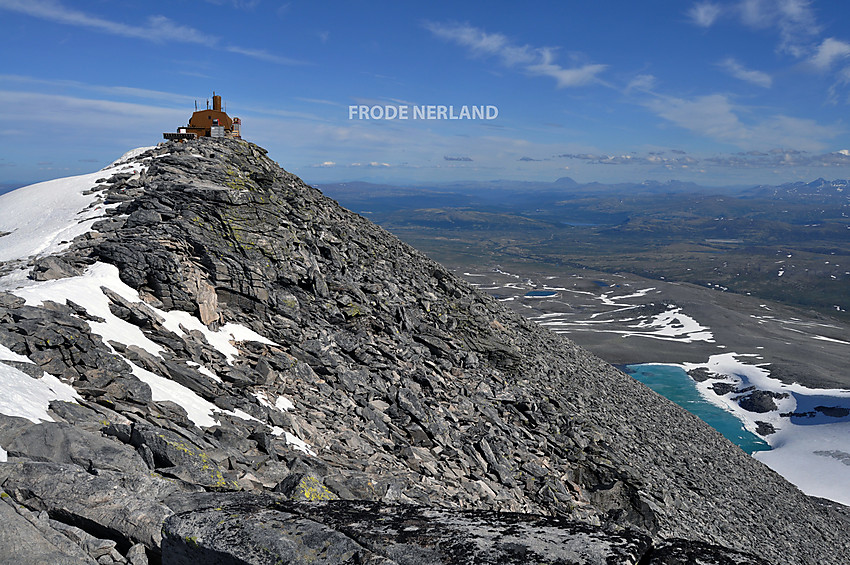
[10,263,165,356]
[276,396,295,411]
[626,307,714,342]
[129,362,220,429]
[284,431,316,456]
[2,262,287,432]
[0,343,32,363]
[4,262,279,366]
[187,362,223,383]
[157,310,277,365]
[0,363,80,423]
[0,170,111,262]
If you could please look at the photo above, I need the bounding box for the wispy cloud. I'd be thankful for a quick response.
[810,38,850,69]
[424,21,606,88]
[718,57,772,87]
[224,46,304,65]
[295,97,342,107]
[754,0,820,57]
[0,75,195,103]
[0,90,187,133]
[704,148,850,169]
[0,0,216,45]
[0,0,303,64]
[687,0,820,57]
[626,74,656,93]
[203,0,260,9]
[527,49,606,88]
[688,2,723,27]
[644,93,840,151]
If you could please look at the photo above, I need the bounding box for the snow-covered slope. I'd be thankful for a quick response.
[0,147,153,264]
[0,149,153,429]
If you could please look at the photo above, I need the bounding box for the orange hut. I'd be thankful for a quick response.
[164,92,241,141]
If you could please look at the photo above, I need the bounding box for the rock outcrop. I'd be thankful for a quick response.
[160,494,770,565]
[0,138,847,564]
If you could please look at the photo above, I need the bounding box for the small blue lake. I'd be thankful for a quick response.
[624,364,771,454]
[525,290,558,298]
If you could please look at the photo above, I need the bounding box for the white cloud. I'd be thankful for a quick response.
[689,2,723,27]
[560,147,850,171]
[0,75,195,103]
[645,93,839,151]
[425,22,528,64]
[0,0,303,64]
[736,0,819,57]
[295,97,342,107]
[626,74,657,93]
[719,57,772,87]
[773,0,821,57]
[424,22,606,88]
[224,46,304,65]
[810,38,850,69]
[0,0,216,45]
[525,48,606,88]
[691,0,820,57]
[203,0,260,9]
[0,90,186,130]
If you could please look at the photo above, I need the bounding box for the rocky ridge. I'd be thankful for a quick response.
[0,137,847,564]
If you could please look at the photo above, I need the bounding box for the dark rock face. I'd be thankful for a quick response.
[0,138,848,564]
[646,539,771,565]
[161,493,771,565]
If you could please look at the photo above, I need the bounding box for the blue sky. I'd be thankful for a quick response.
[2,0,850,187]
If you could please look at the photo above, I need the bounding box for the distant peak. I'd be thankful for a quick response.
[553,176,577,187]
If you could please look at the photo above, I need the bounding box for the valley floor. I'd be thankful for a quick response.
[449,261,850,506]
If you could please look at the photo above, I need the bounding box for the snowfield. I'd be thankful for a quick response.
[682,353,850,506]
[0,148,153,263]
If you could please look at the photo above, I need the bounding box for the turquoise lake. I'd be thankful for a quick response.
[624,364,771,454]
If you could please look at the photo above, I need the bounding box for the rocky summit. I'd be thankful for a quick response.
[0,137,848,565]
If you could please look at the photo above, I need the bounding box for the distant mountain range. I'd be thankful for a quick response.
[318,175,850,322]
[316,177,850,216]
[743,178,850,202]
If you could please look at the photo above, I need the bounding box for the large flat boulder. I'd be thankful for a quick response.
[161,494,766,565]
